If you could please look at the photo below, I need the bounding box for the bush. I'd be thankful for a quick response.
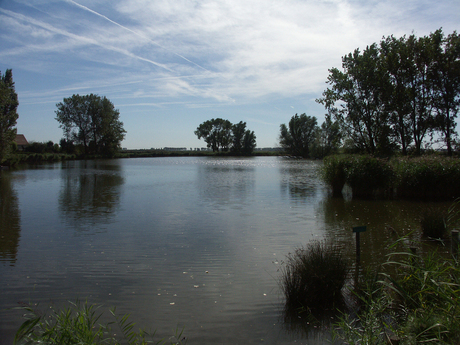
[280,241,349,313]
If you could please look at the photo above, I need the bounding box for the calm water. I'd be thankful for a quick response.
[0,157,447,344]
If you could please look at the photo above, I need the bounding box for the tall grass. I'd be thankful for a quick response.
[333,236,460,344]
[14,300,185,345]
[321,154,460,200]
[280,241,349,314]
[321,155,394,198]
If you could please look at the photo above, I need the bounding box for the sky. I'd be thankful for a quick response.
[0,0,458,149]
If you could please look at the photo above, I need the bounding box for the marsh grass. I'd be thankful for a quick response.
[321,155,394,198]
[280,241,349,315]
[334,236,460,344]
[14,300,185,345]
[321,154,460,200]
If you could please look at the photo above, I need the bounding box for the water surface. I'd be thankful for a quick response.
[0,157,446,344]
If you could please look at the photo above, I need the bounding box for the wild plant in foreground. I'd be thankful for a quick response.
[14,300,186,345]
[334,236,460,344]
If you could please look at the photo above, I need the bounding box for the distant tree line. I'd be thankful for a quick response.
[195,118,257,155]
[316,28,460,157]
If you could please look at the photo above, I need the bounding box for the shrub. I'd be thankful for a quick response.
[280,241,349,313]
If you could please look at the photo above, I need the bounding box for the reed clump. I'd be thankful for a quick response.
[321,154,460,200]
[280,240,349,314]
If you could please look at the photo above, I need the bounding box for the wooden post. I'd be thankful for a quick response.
[452,230,459,259]
[353,226,366,264]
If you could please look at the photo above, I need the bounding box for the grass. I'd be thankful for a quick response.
[280,240,349,315]
[14,300,185,345]
[333,236,460,345]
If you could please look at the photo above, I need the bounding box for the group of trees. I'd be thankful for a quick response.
[195,118,257,154]
[317,28,460,156]
[279,113,341,158]
[0,69,126,161]
[55,94,126,156]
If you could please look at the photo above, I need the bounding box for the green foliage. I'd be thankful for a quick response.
[55,94,126,157]
[0,69,19,163]
[321,155,394,198]
[280,240,349,314]
[195,118,256,154]
[322,154,460,199]
[317,29,460,157]
[334,237,460,345]
[14,300,186,345]
[393,156,460,199]
[279,113,318,158]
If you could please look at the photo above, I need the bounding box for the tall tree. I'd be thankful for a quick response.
[194,118,233,152]
[318,44,393,155]
[231,121,257,155]
[316,113,342,157]
[0,69,19,163]
[279,113,318,158]
[431,30,460,156]
[380,35,414,155]
[55,94,126,156]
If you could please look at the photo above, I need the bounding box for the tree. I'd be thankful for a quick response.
[55,94,126,156]
[318,44,395,155]
[0,69,19,163]
[431,30,460,156]
[279,113,318,158]
[231,121,257,155]
[315,113,342,157]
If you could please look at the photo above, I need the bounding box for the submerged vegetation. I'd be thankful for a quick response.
[321,154,460,199]
[14,300,185,345]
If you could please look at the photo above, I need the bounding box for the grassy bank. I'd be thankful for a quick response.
[321,154,460,199]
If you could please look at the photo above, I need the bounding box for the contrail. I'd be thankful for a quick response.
[0,7,174,72]
[66,0,211,73]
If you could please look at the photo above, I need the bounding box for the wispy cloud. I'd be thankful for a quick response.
[1,0,459,147]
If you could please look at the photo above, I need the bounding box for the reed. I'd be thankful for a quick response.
[280,240,349,314]
[321,154,460,200]
[334,236,460,344]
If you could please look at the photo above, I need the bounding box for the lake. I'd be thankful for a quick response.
[0,156,446,344]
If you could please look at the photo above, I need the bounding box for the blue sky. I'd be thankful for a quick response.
[0,0,458,149]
